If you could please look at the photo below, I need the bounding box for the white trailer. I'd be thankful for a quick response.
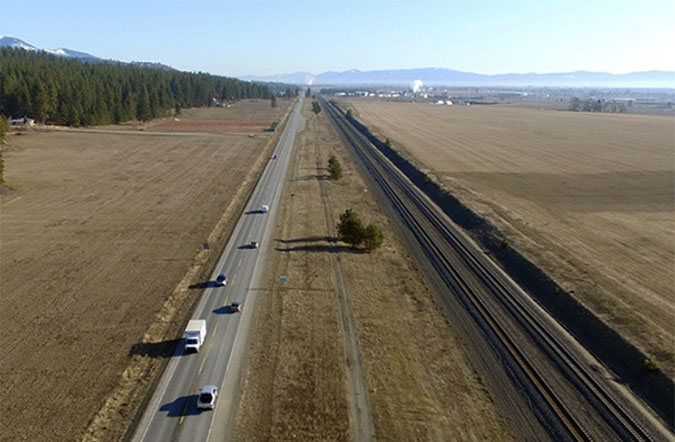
[184,319,207,353]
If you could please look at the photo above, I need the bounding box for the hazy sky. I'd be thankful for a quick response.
[2,0,673,77]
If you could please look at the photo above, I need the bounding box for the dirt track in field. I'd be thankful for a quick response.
[0,100,290,442]
[347,99,675,376]
[232,99,513,441]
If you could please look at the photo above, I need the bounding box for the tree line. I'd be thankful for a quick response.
[569,97,627,113]
[0,47,273,126]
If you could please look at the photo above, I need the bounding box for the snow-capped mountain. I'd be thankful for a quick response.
[0,36,175,70]
[0,36,99,60]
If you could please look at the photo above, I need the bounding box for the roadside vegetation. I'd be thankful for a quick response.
[0,114,7,141]
[337,208,383,251]
[328,155,343,180]
[0,115,7,185]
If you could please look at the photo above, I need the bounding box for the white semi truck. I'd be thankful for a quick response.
[184,319,207,353]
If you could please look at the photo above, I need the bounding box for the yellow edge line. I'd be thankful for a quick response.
[223,296,229,307]
[211,323,219,338]
[178,401,189,425]
[198,356,208,375]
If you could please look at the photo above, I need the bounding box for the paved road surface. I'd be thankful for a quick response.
[131,96,304,442]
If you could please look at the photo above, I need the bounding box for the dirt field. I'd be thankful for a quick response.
[0,100,290,442]
[232,99,513,440]
[346,99,675,375]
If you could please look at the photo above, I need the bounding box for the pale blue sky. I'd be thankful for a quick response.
[1,0,673,76]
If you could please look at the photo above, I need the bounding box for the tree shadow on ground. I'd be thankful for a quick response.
[275,244,363,254]
[159,395,201,418]
[276,236,337,244]
[294,174,330,181]
[129,339,183,358]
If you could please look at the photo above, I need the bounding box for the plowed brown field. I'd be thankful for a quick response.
[0,100,290,441]
[347,100,675,375]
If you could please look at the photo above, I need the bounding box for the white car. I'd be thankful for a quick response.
[197,385,218,410]
[260,204,269,213]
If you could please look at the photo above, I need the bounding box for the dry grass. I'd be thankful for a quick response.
[233,99,513,441]
[0,100,288,442]
[348,99,675,375]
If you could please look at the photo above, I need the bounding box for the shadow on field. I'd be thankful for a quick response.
[129,339,182,359]
[275,244,362,254]
[294,174,330,181]
[159,395,201,418]
[276,236,337,244]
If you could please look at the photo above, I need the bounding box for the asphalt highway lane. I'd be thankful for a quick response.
[131,96,304,442]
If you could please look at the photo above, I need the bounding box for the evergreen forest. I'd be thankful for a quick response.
[0,47,273,126]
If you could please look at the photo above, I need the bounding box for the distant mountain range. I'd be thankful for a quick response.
[242,68,675,89]
[3,36,671,88]
[0,36,175,70]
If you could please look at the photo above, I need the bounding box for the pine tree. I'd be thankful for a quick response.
[337,209,364,248]
[136,86,152,121]
[363,224,384,251]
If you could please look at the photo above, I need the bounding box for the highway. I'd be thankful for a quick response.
[321,96,672,442]
[131,96,304,442]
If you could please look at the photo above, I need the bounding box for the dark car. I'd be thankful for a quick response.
[216,273,227,286]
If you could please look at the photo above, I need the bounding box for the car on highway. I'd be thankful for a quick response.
[229,302,241,313]
[272,154,277,159]
[196,385,218,410]
[260,204,269,213]
[250,240,259,249]
[216,273,227,286]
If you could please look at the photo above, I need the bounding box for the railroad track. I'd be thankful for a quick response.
[321,96,658,442]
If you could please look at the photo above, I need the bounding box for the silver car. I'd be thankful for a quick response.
[197,385,218,410]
